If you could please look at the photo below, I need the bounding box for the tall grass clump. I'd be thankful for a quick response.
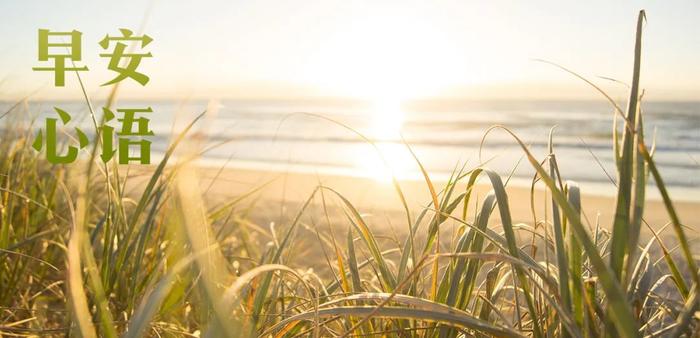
[0,9,698,337]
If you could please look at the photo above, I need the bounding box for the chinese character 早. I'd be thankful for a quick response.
[100,107,154,164]
[99,28,153,86]
[32,107,89,164]
[32,29,89,87]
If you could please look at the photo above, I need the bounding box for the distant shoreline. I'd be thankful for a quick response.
[191,156,700,203]
[119,163,700,230]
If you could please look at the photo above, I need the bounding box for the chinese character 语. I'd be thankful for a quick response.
[99,28,153,86]
[100,107,154,164]
[32,107,89,164]
[32,29,89,86]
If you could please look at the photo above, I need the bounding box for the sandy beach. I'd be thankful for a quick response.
[125,164,699,233]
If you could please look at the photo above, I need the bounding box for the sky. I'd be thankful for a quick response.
[0,0,699,101]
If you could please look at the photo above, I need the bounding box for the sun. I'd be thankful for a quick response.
[299,8,470,100]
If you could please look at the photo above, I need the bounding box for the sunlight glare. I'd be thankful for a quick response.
[370,97,404,140]
[353,97,413,183]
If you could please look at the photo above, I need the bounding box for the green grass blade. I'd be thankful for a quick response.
[483,125,639,338]
[609,10,646,285]
[265,305,525,338]
[566,182,585,328]
[323,186,397,290]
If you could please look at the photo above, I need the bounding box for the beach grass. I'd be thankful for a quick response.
[0,9,698,337]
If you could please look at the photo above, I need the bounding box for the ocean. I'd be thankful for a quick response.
[3,98,699,200]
